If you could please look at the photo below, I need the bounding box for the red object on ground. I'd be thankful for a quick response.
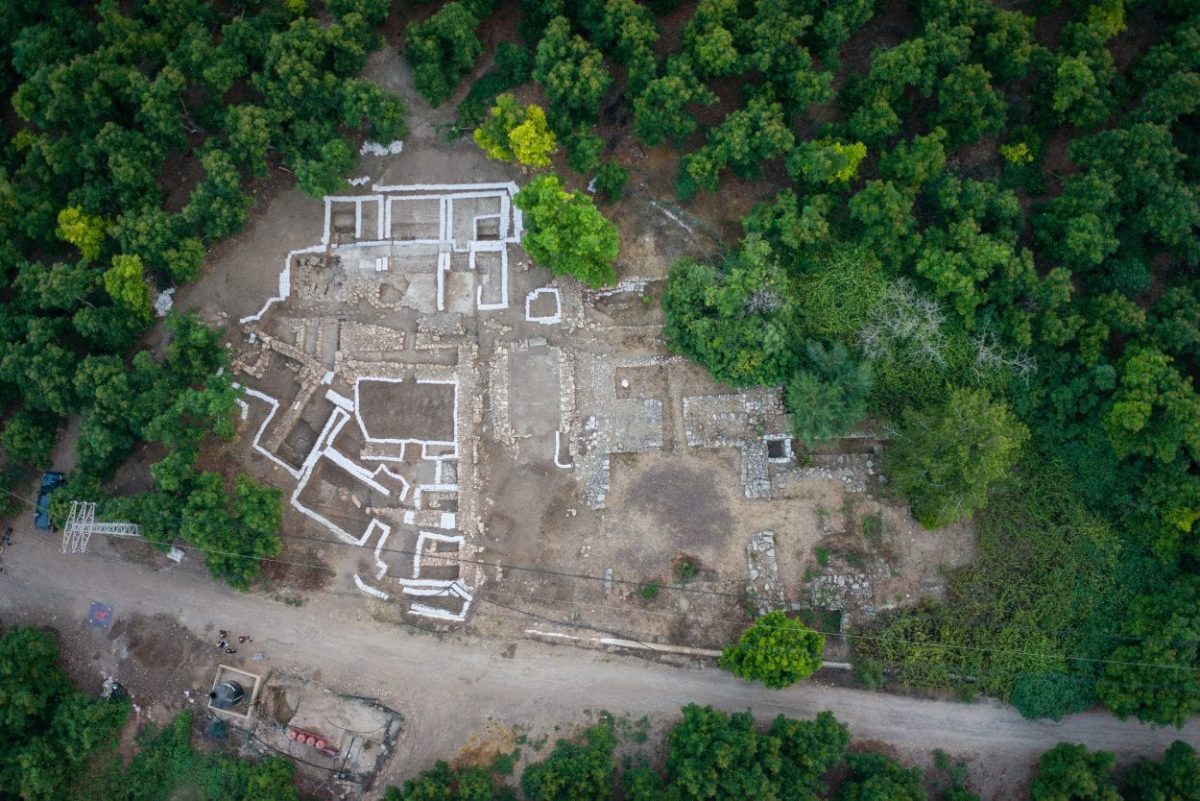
[287,726,339,756]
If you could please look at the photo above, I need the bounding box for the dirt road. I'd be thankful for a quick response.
[1,528,1194,800]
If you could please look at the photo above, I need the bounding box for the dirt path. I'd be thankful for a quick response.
[1,526,1194,800]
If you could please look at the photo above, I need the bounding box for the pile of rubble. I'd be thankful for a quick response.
[745,531,784,614]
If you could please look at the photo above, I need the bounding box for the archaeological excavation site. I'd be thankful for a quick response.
[226,177,971,649]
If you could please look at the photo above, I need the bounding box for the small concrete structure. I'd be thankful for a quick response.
[207,665,264,723]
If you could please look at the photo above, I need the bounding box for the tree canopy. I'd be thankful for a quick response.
[512,174,619,289]
[474,94,557,168]
[1029,743,1120,801]
[0,0,398,589]
[663,237,799,388]
[786,341,874,447]
[719,610,825,689]
[0,627,128,801]
[885,388,1029,529]
[405,1,491,107]
[534,17,612,133]
[521,722,615,801]
[381,703,1194,801]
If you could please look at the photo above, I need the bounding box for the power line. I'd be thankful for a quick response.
[14,526,1200,682]
[6,482,1200,671]
[14,522,447,635]
[473,592,1200,696]
[261,527,1200,651]
[15,532,1200,746]
[7,480,1200,656]
[474,588,1200,674]
[15,528,1200,699]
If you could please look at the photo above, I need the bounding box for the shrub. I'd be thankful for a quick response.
[405,2,485,107]
[592,162,628,202]
[719,610,825,689]
[1012,673,1096,721]
[676,558,698,583]
[565,129,605,174]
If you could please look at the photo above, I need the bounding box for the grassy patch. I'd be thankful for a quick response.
[861,513,883,547]
[676,557,698,583]
[852,457,1133,702]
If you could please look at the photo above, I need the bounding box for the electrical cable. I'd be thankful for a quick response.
[7,481,1200,674]
[14,526,1200,682]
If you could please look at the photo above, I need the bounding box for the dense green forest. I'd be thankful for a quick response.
[385,704,1199,801]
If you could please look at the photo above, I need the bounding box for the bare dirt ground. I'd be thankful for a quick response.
[2,533,1195,801]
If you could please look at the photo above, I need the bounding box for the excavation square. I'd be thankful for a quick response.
[356,379,456,443]
[509,347,561,437]
[765,437,792,461]
[527,288,560,320]
[388,198,440,240]
[614,365,669,401]
[475,216,501,240]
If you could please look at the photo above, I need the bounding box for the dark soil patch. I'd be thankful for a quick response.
[1033,4,1073,52]
[626,461,732,550]
[948,136,1002,180]
[357,378,456,442]
[158,141,207,214]
[1039,125,1081,197]
[838,0,917,80]
[594,289,662,326]
[106,442,162,497]
[615,364,669,401]
[654,0,697,58]
[106,613,216,712]
[258,541,333,593]
[1110,5,1169,75]
[269,685,296,724]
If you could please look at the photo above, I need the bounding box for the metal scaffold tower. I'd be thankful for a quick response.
[62,501,141,554]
